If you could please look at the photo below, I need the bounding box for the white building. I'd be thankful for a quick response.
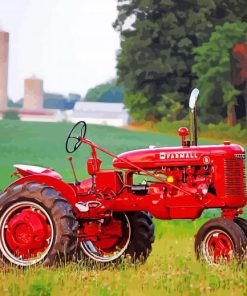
[66,101,129,127]
[19,109,64,122]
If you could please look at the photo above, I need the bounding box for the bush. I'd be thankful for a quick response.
[155,117,189,134]
[153,117,247,144]
[137,115,246,144]
[203,122,247,143]
[3,110,20,120]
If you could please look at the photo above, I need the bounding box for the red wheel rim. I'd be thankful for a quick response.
[80,213,131,262]
[203,229,234,264]
[0,201,54,266]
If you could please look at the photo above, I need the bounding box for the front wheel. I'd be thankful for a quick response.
[195,217,247,265]
[79,211,154,264]
[234,217,247,237]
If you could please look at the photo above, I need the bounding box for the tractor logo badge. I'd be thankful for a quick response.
[160,152,199,160]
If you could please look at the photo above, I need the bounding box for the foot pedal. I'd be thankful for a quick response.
[75,201,101,212]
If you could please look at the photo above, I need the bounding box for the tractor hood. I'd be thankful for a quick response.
[112,143,245,169]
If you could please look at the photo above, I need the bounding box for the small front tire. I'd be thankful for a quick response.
[234,217,247,237]
[195,217,247,265]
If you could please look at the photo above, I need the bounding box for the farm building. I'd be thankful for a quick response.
[19,109,64,122]
[0,109,65,122]
[66,101,129,127]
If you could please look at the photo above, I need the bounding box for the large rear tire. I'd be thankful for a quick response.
[195,217,247,265]
[0,183,78,267]
[126,211,155,262]
[79,211,154,264]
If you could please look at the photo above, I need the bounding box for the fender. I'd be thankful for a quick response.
[4,174,77,205]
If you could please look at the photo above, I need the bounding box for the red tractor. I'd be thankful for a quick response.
[0,89,246,267]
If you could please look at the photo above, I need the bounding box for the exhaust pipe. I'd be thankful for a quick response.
[189,88,199,146]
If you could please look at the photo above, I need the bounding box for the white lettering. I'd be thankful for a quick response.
[160,152,199,160]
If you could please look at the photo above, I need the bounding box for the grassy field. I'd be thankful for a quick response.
[0,120,246,296]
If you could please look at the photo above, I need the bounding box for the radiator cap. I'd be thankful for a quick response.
[224,141,231,145]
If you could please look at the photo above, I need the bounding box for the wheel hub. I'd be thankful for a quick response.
[80,213,131,262]
[82,218,123,250]
[0,202,53,265]
[206,231,233,264]
[13,223,32,244]
[5,209,51,258]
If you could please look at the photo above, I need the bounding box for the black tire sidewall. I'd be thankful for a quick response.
[0,183,78,267]
[125,211,155,262]
[195,217,247,263]
[234,217,247,237]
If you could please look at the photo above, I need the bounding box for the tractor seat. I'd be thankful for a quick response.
[14,164,62,179]
[87,158,102,175]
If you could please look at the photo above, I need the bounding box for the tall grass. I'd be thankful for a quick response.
[0,220,246,295]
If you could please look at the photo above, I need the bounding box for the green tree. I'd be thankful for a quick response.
[192,21,247,126]
[114,0,247,121]
[124,92,151,121]
[84,80,124,103]
[84,82,114,101]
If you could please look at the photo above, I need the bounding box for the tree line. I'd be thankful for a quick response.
[8,93,81,110]
[114,0,247,126]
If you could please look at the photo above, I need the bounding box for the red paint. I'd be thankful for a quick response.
[81,218,123,250]
[178,127,189,146]
[87,158,102,175]
[5,175,77,204]
[5,208,51,259]
[207,232,233,264]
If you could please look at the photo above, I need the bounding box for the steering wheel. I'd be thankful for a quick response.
[65,121,87,153]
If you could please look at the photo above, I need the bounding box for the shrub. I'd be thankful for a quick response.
[3,110,20,120]
[154,117,247,144]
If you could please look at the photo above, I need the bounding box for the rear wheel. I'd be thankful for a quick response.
[127,211,155,262]
[195,218,247,265]
[79,211,154,264]
[0,183,78,267]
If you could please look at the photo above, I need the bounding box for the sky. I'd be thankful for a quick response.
[0,0,120,101]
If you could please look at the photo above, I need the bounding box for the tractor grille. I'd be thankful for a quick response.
[224,158,246,197]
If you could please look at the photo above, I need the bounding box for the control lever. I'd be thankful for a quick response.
[68,156,80,185]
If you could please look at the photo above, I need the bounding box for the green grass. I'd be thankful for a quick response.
[0,120,246,296]
[0,220,246,296]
